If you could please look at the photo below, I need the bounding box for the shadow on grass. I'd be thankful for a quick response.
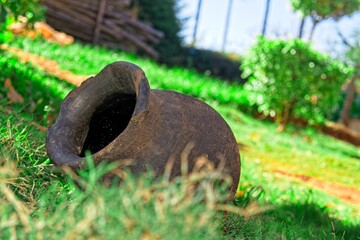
[0,52,74,200]
[0,51,74,124]
[222,202,360,239]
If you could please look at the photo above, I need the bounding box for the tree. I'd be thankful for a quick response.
[262,0,272,36]
[222,0,234,52]
[290,0,360,41]
[337,29,360,126]
[133,0,184,64]
[297,15,306,38]
[242,36,351,130]
[0,0,44,43]
[192,0,203,46]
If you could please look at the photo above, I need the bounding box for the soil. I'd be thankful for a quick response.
[253,113,360,147]
[0,44,88,86]
[274,169,360,205]
[322,122,360,147]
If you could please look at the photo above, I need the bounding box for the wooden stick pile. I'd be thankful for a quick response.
[43,0,163,58]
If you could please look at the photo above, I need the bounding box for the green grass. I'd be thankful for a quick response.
[219,106,360,189]
[1,37,360,239]
[1,131,224,239]
[9,37,250,108]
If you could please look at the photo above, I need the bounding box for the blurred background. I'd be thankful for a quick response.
[181,0,360,55]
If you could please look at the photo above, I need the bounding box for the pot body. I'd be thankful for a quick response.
[46,62,240,197]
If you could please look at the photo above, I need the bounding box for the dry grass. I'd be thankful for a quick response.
[0,138,266,239]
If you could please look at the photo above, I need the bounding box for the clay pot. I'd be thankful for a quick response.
[46,62,240,197]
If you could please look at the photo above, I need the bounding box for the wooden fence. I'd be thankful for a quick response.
[43,0,163,58]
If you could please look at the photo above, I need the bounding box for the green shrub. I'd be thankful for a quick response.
[183,47,247,83]
[242,36,352,129]
[0,0,44,44]
[0,0,44,24]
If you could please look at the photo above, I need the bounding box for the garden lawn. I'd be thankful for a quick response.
[1,37,360,239]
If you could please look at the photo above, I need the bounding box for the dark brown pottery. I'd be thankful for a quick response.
[46,62,240,197]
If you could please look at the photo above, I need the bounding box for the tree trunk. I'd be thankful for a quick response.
[308,18,319,41]
[262,0,271,36]
[340,76,356,126]
[298,17,305,39]
[278,101,296,132]
[222,0,234,52]
[192,0,203,46]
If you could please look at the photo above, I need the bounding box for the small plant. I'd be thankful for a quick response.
[0,0,44,44]
[242,36,351,130]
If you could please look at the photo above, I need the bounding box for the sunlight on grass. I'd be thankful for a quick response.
[9,37,250,108]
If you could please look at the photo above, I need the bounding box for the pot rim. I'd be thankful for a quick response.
[46,61,151,167]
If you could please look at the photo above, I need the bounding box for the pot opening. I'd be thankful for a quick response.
[80,93,136,156]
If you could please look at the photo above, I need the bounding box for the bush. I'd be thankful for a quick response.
[183,47,247,84]
[242,36,352,129]
[0,0,44,43]
[0,0,44,24]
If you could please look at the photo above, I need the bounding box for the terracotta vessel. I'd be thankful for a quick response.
[46,62,240,197]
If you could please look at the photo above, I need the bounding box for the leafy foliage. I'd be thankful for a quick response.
[0,0,44,25]
[0,0,44,43]
[0,15,13,43]
[290,0,360,20]
[345,31,360,66]
[344,31,360,119]
[290,0,360,39]
[242,36,351,128]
